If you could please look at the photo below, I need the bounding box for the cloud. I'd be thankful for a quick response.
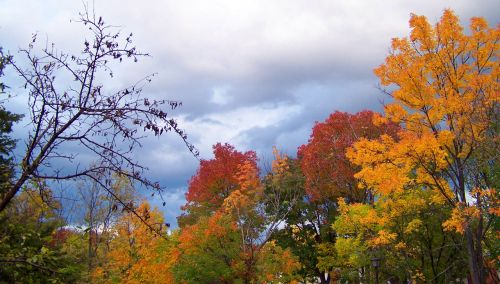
[180,102,302,156]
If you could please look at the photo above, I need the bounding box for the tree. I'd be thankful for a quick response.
[0,47,22,198]
[173,212,241,283]
[174,204,299,283]
[93,201,174,283]
[174,144,300,283]
[331,190,468,282]
[178,143,257,227]
[0,8,196,213]
[0,47,14,94]
[0,186,85,282]
[1,49,75,283]
[222,154,300,283]
[77,173,136,274]
[348,10,499,283]
[287,111,397,283]
[264,156,325,283]
[299,110,398,203]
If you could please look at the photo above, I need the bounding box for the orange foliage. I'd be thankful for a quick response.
[94,201,175,283]
[223,160,262,213]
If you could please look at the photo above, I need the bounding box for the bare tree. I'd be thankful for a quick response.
[77,172,135,272]
[0,8,197,213]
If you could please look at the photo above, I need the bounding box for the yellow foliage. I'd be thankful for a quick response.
[404,219,423,234]
[342,10,497,280]
[443,205,481,234]
[394,241,407,250]
[372,112,389,126]
[93,201,175,283]
[271,146,290,176]
[368,230,397,247]
[373,9,498,147]
[350,7,498,212]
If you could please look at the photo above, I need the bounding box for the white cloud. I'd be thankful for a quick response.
[180,103,302,157]
[210,86,232,105]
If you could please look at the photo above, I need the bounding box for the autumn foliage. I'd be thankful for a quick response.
[186,143,257,205]
[178,143,258,227]
[1,8,497,284]
[174,143,299,283]
[299,110,398,202]
[346,9,499,283]
[93,201,175,283]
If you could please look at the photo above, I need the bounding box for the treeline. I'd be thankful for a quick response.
[0,8,498,284]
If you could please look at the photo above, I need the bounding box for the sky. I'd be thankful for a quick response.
[1,0,499,226]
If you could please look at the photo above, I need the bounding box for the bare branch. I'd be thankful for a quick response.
[0,9,198,213]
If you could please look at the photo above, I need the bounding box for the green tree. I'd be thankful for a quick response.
[0,47,22,198]
[264,156,325,283]
[0,186,85,283]
[332,189,468,282]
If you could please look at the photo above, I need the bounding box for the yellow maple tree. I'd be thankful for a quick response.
[93,201,175,284]
[347,10,498,283]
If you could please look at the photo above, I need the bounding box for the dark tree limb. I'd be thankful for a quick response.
[0,8,198,214]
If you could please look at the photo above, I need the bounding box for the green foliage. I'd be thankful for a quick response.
[331,189,469,282]
[264,157,333,283]
[0,47,22,197]
[0,188,85,283]
[0,47,10,93]
[172,213,241,283]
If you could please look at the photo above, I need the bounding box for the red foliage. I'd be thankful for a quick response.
[184,143,257,209]
[50,227,75,247]
[298,110,398,202]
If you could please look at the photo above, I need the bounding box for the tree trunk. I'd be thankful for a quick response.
[318,272,330,284]
[465,227,485,284]
[0,173,30,212]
